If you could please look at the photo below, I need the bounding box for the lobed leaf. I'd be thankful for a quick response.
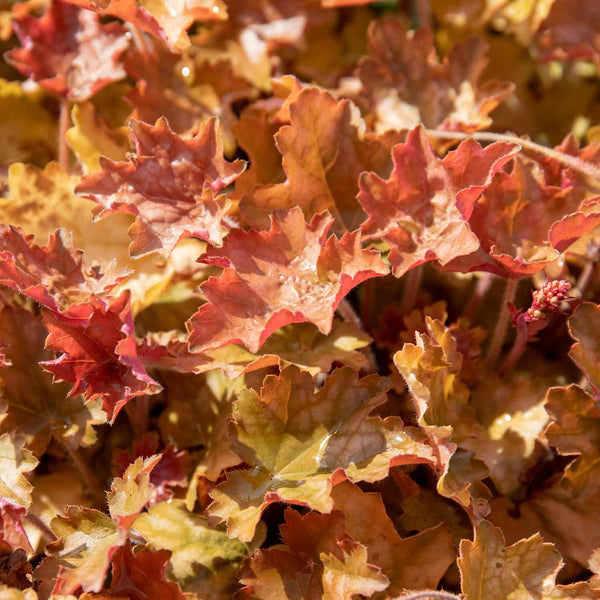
[187,208,388,353]
[207,365,433,541]
[77,117,244,257]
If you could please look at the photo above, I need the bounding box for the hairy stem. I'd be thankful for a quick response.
[400,265,423,314]
[499,324,529,375]
[58,97,70,171]
[574,259,594,298]
[24,512,57,543]
[336,297,378,373]
[425,129,600,182]
[464,272,493,319]
[128,24,152,61]
[394,592,463,600]
[485,278,518,368]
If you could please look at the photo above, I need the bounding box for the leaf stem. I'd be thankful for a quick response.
[58,97,70,172]
[400,265,423,314]
[128,24,152,62]
[24,512,57,543]
[574,259,594,298]
[336,297,378,373]
[499,323,529,375]
[463,272,493,320]
[393,592,462,600]
[425,129,600,182]
[485,278,518,368]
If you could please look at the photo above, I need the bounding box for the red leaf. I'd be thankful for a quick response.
[240,86,398,233]
[444,157,600,277]
[77,117,244,257]
[357,17,514,133]
[40,291,161,421]
[110,542,186,600]
[0,500,32,553]
[65,0,226,52]
[0,224,128,313]
[358,127,519,277]
[187,208,388,353]
[5,0,128,101]
[536,0,600,63]
[113,432,188,502]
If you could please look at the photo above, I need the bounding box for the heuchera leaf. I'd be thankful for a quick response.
[357,17,514,133]
[66,0,226,53]
[568,302,600,398]
[393,317,492,514]
[240,86,397,232]
[460,371,550,496]
[187,208,388,354]
[444,157,600,277]
[113,432,188,503]
[0,547,33,591]
[46,507,127,594]
[66,102,130,173]
[40,291,161,421]
[0,500,32,552]
[77,117,244,257]
[238,508,389,600]
[0,433,38,509]
[107,454,161,530]
[108,541,186,600]
[5,0,128,101]
[536,0,600,63]
[459,521,598,599]
[124,39,250,141]
[330,481,456,597]
[0,79,57,167]
[0,161,134,267]
[143,319,372,378]
[133,499,248,584]
[358,127,519,277]
[546,384,600,468]
[207,365,433,542]
[488,383,600,566]
[0,305,106,454]
[0,224,127,312]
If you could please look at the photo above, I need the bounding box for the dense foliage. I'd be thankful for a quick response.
[0,0,599,598]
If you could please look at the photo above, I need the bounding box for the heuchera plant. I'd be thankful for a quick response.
[0,0,600,598]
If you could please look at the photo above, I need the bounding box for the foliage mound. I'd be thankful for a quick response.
[0,0,599,598]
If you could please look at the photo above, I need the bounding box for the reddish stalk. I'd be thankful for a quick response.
[400,265,423,314]
[485,278,518,368]
[24,513,57,543]
[500,279,573,374]
[574,259,594,298]
[463,272,493,320]
[499,320,544,375]
[58,97,70,171]
[128,24,152,62]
